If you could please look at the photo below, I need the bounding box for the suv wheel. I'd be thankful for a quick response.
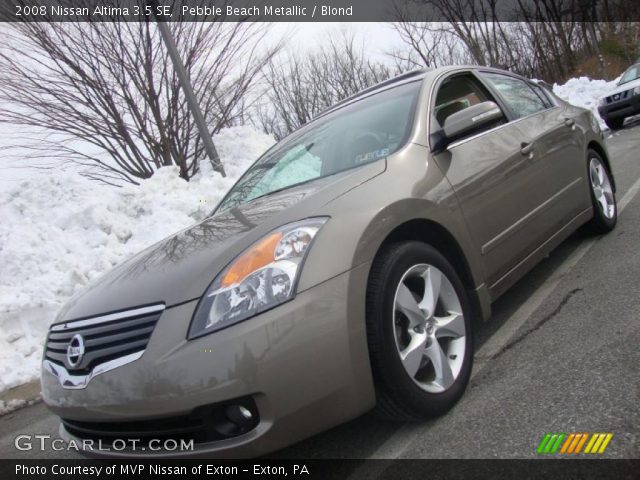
[366,241,473,420]
[586,150,617,234]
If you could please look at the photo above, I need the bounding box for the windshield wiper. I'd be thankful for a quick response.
[245,177,318,204]
[249,142,316,172]
[251,161,278,170]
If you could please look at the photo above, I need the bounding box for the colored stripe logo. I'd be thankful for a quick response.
[537,433,613,454]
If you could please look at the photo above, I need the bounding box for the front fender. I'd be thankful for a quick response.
[297,144,486,295]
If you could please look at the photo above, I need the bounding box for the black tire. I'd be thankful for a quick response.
[604,117,624,130]
[585,149,617,234]
[366,241,474,421]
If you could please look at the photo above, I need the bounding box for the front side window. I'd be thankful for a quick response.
[433,74,495,127]
[482,72,547,119]
[430,73,506,144]
[217,81,421,212]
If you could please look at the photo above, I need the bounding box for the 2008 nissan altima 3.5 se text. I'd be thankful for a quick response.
[41,66,617,458]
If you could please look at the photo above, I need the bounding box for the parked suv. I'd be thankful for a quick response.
[597,63,640,130]
[42,66,616,458]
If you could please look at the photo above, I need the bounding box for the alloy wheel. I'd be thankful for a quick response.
[392,264,466,393]
[589,157,615,219]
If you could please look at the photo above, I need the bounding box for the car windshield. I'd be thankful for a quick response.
[618,65,640,85]
[216,81,422,212]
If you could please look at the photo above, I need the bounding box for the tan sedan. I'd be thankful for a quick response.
[41,66,616,457]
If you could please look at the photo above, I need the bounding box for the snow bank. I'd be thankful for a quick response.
[552,76,619,129]
[0,126,274,393]
[0,397,40,416]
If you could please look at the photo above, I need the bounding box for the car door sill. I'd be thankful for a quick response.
[482,177,583,255]
[488,207,592,299]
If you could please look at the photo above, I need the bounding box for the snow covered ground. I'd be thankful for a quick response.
[0,76,618,395]
[0,126,274,393]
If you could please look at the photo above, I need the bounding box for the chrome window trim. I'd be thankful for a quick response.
[50,304,165,332]
[42,351,144,390]
[446,105,561,150]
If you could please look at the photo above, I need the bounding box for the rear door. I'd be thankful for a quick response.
[480,72,587,233]
[528,81,589,220]
[430,71,558,294]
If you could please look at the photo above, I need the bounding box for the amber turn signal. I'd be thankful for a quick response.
[220,232,283,287]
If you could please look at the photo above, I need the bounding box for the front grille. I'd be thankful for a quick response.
[62,397,260,446]
[606,89,631,104]
[45,305,163,374]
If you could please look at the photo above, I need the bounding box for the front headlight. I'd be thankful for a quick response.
[188,217,328,339]
[633,86,640,96]
[597,97,607,107]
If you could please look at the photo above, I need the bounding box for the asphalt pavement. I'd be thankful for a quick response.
[1,122,639,461]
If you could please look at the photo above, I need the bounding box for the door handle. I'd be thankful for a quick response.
[564,117,575,128]
[520,142,534,156]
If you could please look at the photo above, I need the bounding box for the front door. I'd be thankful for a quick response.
[431,71,560,293]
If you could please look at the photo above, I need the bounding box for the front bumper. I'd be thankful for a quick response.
[42,263,375,458]
[598,94,640,120]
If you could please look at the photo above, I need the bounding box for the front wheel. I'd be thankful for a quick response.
[585,150,617,234]
[366,242,474,420]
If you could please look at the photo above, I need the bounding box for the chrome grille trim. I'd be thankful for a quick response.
[50,304,165,331]
[43,352,144,390]
[44,304,165,388]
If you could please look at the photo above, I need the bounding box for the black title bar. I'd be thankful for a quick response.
[2,459,640,480]
[0,0,638,22]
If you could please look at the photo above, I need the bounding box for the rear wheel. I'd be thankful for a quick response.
[585,150,617,234]
[604,117,624,130]
[366,242,474,420]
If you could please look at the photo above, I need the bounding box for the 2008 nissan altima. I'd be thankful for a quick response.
[41,66,617,458]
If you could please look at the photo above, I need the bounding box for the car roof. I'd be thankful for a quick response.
[312,65,530,121]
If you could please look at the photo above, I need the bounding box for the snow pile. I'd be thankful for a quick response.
[552,76,618,128]
[0,397,40,416]
[0,126,274,393]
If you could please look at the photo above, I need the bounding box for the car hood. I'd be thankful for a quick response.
[55,161,385,321]
[604,77,640,97]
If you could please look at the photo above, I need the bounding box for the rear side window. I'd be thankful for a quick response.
[482,72,547,119]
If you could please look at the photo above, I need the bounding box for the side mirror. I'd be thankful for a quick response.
[442,101,503,144]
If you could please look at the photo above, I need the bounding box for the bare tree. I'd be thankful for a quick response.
[393,0,639,83]
[254,32,394,140]
[0,17,280,185]
[390,20,473,71]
